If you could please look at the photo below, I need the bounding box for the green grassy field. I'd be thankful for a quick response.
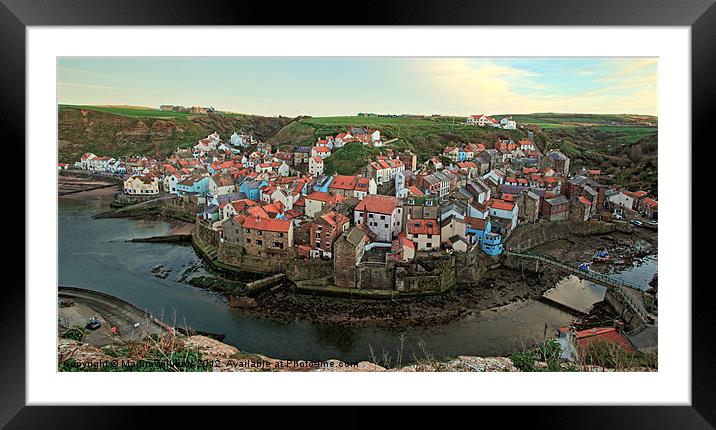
[323,142,383,175]
[59,104,196,118]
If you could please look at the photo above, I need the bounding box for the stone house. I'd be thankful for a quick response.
[570,196,592,222]
[541,195,570,221]
[333,226,369,289]
[242,217,294,258]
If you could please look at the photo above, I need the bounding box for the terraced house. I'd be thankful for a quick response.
[123,175,159,195]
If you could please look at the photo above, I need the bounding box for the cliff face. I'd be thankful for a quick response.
[57,107,293,163]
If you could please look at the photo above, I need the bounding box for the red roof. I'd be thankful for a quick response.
[329,175,359,190]
[407,218,439,235]
[465,216,488,230]
[314,146,330,153]
[320,211,349,227]
[488,198,515,211]
[642,197,658,208]
[407,185,424,196]
[242,217,291,233]
[575,327,634,353]
[355,194,401,215]
[578,196,592,206]
[400,233,415,249]
[355,177,371,190]
[246,205,270,219]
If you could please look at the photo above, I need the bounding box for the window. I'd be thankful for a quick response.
[380,215,385,220]
[256,240,263,246]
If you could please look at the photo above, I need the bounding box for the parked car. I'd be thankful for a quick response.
[613,214,624,220]
[630,220,643,227]
[647,220,658,226]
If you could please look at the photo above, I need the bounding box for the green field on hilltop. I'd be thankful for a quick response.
[59,104,196,118]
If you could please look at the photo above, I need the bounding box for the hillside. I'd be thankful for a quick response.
[57,105,293,162]
[58,108,657,193]
[268,115,528,162]
[323,142,384,175]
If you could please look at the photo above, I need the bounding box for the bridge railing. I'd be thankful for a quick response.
[504,251,649,320]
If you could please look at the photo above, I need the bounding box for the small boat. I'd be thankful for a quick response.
[592,250,611,263]
[85,317,101,331]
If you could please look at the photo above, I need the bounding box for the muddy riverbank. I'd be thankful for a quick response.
[231,266,566,329]
[531,227,657,274]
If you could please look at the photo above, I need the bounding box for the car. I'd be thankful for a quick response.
[647,220,658,226]
[613,214,624,220]
[630,220,644,226]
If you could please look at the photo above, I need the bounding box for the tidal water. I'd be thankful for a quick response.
[58,191,657,364]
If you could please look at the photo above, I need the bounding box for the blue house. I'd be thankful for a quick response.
[465,218,491,245]
[176,176,209,197]
[312,175,334,193]
[239,179,268,201]
[457,148,468,162]
[481,232,503,256]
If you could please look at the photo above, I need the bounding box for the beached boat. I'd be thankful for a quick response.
[592,250,611,263]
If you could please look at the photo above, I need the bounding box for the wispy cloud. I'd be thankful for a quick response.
[413,58,657,115]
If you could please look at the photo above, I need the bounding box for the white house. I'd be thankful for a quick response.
[123,175,159,195]
[499,117,517,130]
[311,146,331,159]
[208,173,236,197]
[309,156,324,176]
[466,114,498,127]
[488,199,519,231]
[334,132,352,148]
[608,190,636,210]
[354,195,403,242]
[395,171,408,198]
[230,132,252,147]
[76,152,96,169]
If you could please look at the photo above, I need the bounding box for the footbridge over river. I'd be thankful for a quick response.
[503,251,652,330]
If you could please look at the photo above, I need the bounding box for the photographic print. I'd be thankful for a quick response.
[57,57,658,373]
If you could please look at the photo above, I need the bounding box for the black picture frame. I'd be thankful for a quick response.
[3,0,710,427]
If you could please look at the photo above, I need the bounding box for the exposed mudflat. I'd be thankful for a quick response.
[235,267,565,329]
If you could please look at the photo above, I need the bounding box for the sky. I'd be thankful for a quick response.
[57,57,658,117]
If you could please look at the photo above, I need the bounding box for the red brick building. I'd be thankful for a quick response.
[310,210,350,255]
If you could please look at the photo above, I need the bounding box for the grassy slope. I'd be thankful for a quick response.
[59,104,197,118]
[323,142,384,175]
[58,105,292,162]
[289,116,527,162]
